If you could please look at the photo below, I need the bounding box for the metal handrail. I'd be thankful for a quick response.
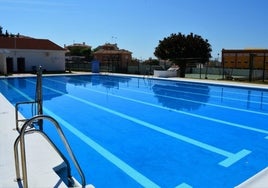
[15,101,37,131]
[14,129,74,186]
[35,66,43,129]
[14,115,86,188]
[15,66,43,131]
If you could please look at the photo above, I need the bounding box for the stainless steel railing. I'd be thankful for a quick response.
[14,67,86,187]
[15,66,43,131]
[14,115,86,188]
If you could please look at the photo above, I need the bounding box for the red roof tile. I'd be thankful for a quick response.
[0,37,65,51]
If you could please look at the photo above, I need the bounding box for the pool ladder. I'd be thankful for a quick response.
[14,67,86,187]
[15,66,43,130]
[14,115,86,188]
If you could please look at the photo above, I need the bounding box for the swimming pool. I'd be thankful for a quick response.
[1,74,268,188]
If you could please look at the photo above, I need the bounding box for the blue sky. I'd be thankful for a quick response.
[1,0,268,60]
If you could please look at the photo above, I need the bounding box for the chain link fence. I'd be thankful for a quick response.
[66,61,268,83]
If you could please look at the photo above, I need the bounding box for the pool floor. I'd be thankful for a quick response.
[1,74,268,188]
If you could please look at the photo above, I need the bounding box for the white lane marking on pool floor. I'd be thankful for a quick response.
[175,183,192,188]
[44,108,162,188]
[52,77,268,136]
[2,79,253,186]
[2,81,164,187]
[120,85,268,117]
[35,81,252,167]
[8,79,253,167]
[98,88,268,135]
[46,77,268,135]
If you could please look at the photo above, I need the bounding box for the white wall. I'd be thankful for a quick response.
[154,70,178,77]
[0,49,65,73]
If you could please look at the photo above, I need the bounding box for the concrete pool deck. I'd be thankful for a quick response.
[0,93,71,187]
[0,72,95,187]
[0,72,268,187]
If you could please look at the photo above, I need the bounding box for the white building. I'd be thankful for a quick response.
[0,37,66,74]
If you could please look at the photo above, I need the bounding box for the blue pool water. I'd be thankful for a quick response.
[1,75,268,188]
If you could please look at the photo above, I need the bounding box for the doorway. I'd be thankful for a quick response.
[6,57,14,74]
[17,57,25,73]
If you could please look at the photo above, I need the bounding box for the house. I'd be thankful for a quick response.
[65,42,92,63]
[222,49,268,69]
[222,49,268,80]
[0,36,66,74]
[94,43,132,73]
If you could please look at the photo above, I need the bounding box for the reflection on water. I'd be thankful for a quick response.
[2,75,267,113]
[0,77,68,103]
[68,75,132,89]
[219,87,268,112]
[18,78,26,88]
[68,75,210,111]
[152,82,210,111]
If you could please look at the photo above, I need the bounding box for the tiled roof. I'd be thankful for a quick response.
[0,37,65,51]
[94,43,132,55]
[222,49,268,53]
[94,49,132,54]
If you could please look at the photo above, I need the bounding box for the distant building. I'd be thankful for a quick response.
[0,36,66,74]
[65,42,91,49]
[64,42,92,63]
[222,49,268,69]
[94,43,132,73]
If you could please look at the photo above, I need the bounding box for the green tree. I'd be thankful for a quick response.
[0,26,3,35]
[5,30,9,37]
[143,58,159,65]
[66,45,93,62]
[154,32,212,77]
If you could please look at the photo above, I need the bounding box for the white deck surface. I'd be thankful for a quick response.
[1,73,268,187]
[0,93,69,187]
[235,167,268,188]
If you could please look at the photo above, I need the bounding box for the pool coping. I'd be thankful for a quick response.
[1,72,268,187]
[1,71,268,90]
[235,167,268,188]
